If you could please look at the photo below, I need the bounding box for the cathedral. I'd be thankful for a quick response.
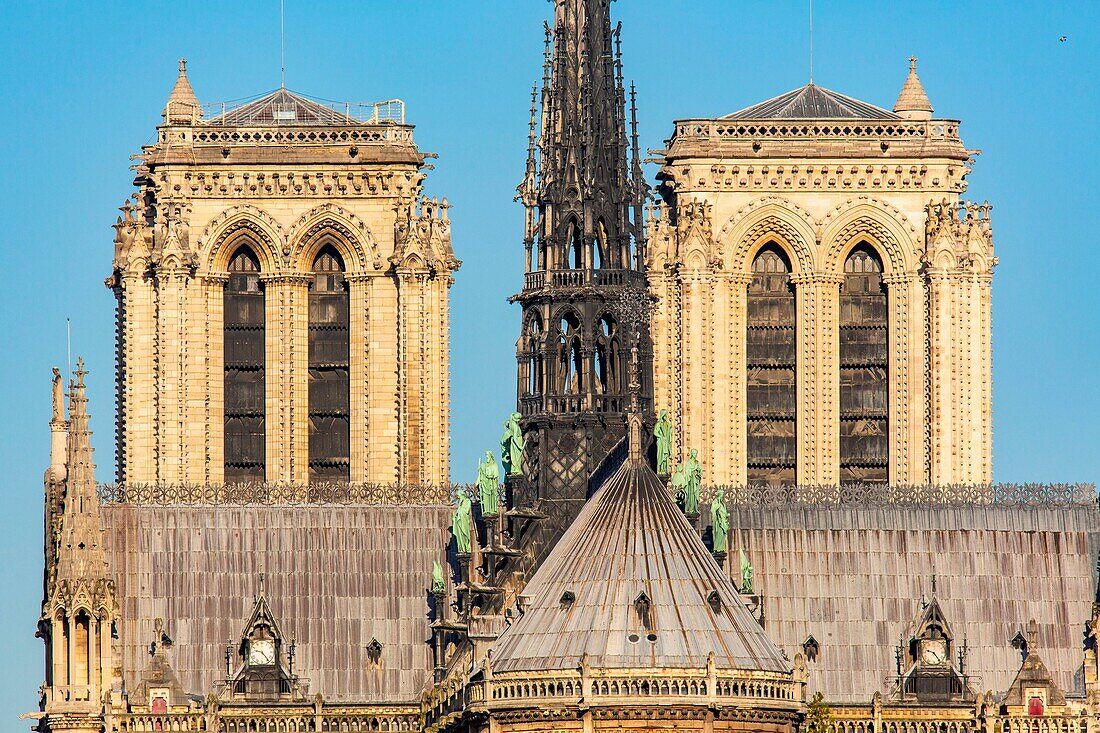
[33,2,1099,733]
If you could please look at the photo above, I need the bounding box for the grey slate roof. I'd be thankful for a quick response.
[721,503,1100,701]
[101,503,453,703]
[209,88,353,125]
[724,83,901,120]
[490,458,790,674]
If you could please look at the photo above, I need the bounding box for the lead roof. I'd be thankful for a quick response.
[724,83,901,120]
[490,456,790,674]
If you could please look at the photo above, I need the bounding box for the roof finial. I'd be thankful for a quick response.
[894,55,933,120]
[164,57,201,124]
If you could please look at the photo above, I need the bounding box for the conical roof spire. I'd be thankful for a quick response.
[164,57,201,124]
[893,56,933,120]
[490,455,790,674]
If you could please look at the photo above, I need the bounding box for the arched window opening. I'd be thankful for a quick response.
[555,313,583,395]
[746,244,796,486]
[224,246,265,482]
[527,315,544,395]
[840,243,888,484]
[309,245,350,483]
[594,220,608,270]
[568,220,584,269]
[73,611,90,698]
[594,314,620,397]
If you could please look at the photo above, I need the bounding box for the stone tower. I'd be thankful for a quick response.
[513,0,650,533]
[648,59,994,486]
[108,61,458,488]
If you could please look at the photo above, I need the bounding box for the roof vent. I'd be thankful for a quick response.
[707,590,722,612]
[802,635,820,663]
[366,638,383,665]
[634,592,654,631]
[559,591,576,609]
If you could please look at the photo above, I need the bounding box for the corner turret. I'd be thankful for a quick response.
[894,56,934,120]
[163,58,201,125]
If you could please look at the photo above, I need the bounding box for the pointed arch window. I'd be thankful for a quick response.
[568,219,584,269]
[840,243,888,484]
[594,314,620,397]
[555,313,584,395]
[308,246,350,482]
[526,314,544,396]
[224,246,265,482]
[746,245,796,485]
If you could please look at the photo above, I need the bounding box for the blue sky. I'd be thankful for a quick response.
[0,0,1096,722]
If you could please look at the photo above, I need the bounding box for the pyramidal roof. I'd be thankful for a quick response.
[209,88,352,126]
[723,83,900,120]
[490,455,790,674]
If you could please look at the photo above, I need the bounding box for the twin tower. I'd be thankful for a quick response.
[108,1,992,506]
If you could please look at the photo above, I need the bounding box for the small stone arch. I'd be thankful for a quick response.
[819,200,917,274]
[716,199,815,273]
[201,206,285,274]
[286,204,381,273]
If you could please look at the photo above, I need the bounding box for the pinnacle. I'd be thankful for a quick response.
[893,56,933,120]
[164,56,201,124]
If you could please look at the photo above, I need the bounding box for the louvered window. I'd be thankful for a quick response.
[308,247,350,482]
[746,245,796,485]
[224,246,265,482]
[839,244,888,484]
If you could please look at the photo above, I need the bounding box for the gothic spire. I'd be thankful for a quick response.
[164,57,201,124]
[54,358,109,586]
[538,0,630,204]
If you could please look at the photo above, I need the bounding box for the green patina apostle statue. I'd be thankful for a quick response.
[477,450,500,515]
[711,486,730,554]
[431,559,446,594]
[654,409,672,476]
[500,412,525,476]
[452,490,473,554]
[682,448,702,515]
[739,548,754,595]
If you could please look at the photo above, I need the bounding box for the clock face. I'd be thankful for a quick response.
[921,638,947,666]
[248,638,276,666]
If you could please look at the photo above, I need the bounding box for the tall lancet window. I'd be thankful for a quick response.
[555,313,584,396]
[224,246,265,482]
[594,315,620,397]
[526,314,544,396]
[839,244,889,484]
[746,245,796,485]
[308,246,350,482]
[568,219,584,269]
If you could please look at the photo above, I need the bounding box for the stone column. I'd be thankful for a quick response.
[118,269,157,484]
[719,273,751,485]
[87,616,97,703]
[975,271,994,483]
[346,273,374,484]
[883,272,922,485]
[201,275,227,484]
[647,267,680,458]
[793,272,842,485]
[67,613,76,699]
[153,266,193,484]
[395,267,429,485]
[925,268,955,484]
[679,268,714,467]
[261,274,311,483]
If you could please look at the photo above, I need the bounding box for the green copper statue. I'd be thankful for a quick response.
[654,409,672,476]
[500,412,525,476]
[431,559,446,594]
[477,450,500,515]
[452,490,473,554]
[739,548,754,594]
[683,448,702,515]
[711,486,730,554]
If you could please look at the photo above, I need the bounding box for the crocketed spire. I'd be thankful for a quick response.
[164,58,201,124]
[893,56,933,120]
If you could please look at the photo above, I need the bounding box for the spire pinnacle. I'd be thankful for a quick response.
[164,57,201,124]
[893,55,933,120]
